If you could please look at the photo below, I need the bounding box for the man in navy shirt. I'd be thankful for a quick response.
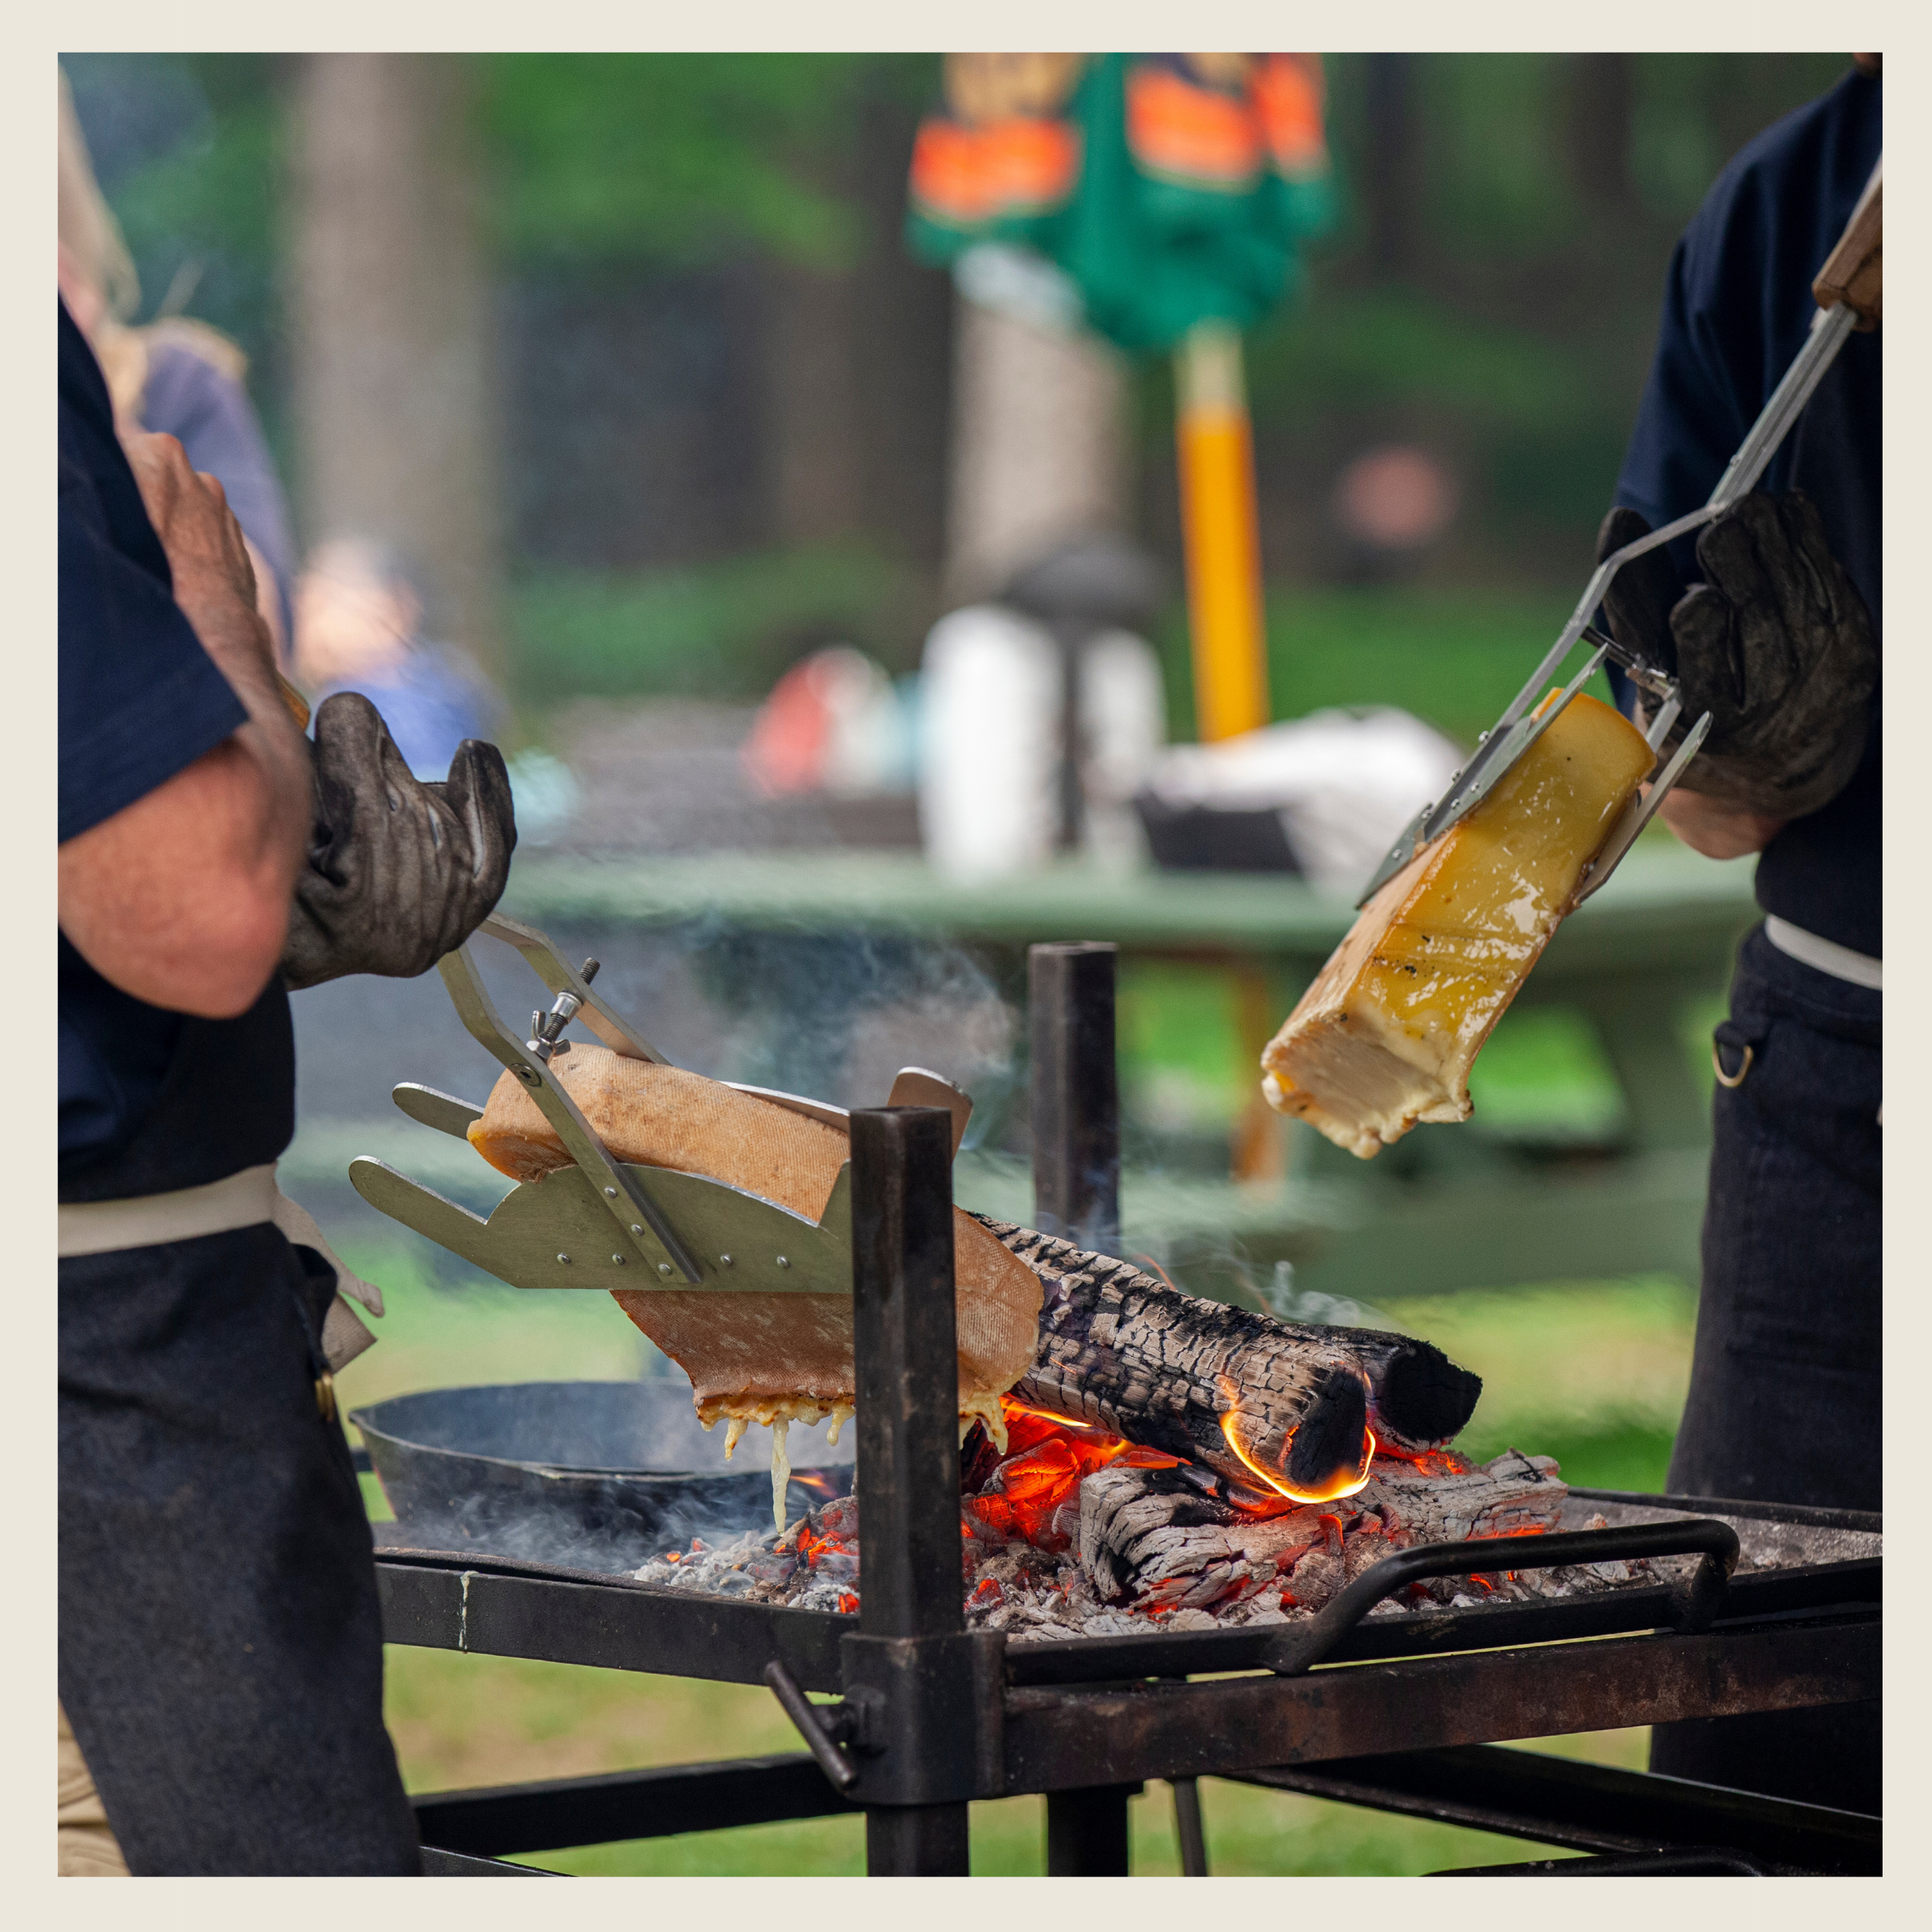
[60,290,518,1870]
[59,298,426,1873]
[1597,58,1879,1811]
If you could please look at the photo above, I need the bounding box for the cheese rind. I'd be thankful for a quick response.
[1261,692,1655,1158]
[467,1045,1043,1422]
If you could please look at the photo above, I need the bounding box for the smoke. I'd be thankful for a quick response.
[487,909,1026,1137]
[376,1465,852,1577]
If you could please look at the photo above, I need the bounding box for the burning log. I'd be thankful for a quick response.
[1078,1447,1570,1614]
[975,1218,1482,1500]
[1359,1446,1567,1545]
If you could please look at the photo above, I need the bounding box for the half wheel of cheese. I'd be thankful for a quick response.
[468,1045,1043,1441]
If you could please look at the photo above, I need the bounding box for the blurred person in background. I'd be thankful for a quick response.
[1594,54,1879,1811]
[58,65,298,662]
[294,537,502,781]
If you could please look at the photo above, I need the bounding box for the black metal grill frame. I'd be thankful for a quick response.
[385,942,1880,1876]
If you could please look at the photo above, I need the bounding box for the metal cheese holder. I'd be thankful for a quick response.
[1356,155,1882,911]
[349,910,971,1299]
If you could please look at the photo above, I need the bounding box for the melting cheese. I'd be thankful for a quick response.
[1262,692,1654,1158]
[770,1419,791,1535]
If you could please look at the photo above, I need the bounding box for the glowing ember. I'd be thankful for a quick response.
[1216,1375,1376,1504]
[964,1396,1181,1549]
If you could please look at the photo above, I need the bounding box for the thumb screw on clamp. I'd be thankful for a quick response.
[527,957,602,1061]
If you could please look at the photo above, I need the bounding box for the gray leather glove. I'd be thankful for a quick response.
[1597,492,1876,819]
[281,692,517,991]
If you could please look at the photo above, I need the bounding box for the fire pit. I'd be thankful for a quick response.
[372,942,1880,1877]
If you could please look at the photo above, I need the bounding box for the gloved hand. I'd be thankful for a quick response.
[1597,492,1876,820]
[281,692,517,991]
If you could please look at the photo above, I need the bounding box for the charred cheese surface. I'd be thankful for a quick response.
[468,1045,1042,1437]
[1261,692,1654,1158]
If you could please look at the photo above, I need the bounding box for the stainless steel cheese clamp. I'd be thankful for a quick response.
[349,912,973,1296]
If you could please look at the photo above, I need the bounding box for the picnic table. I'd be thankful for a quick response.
[500,838,1759,1301]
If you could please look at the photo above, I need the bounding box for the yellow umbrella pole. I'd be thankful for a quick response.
[1175,319,1270,743]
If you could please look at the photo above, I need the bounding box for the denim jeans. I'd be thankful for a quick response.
[1648,921,1880,1812]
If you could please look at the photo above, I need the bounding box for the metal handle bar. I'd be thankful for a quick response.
[763,1658,860,1792]
[1260,1517,1740,1677]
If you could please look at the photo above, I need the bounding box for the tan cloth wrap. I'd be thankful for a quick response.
[58,1165,380,1371]
[58,1703,128,1877]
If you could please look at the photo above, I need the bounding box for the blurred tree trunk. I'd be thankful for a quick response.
[764,258,867,546]
[849,85,953,578]
[944,292,1130,604]
[1364,53,1419,280]
[288,53,506,682]
[1566,53,1634,210]
[762,82,953,580]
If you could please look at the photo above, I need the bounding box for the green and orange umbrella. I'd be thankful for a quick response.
[907,53,1335,740]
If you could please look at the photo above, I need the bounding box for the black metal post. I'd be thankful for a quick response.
[1029,941,1121,1253]
[1046,1784,1138,1875]
[1172,1776,1209,1876]
[849,1106,971,1877]
[1032,941,1129,1871]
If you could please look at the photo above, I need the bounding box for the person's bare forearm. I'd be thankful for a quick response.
[59,431,314,1016]
[179,594,312,865]
[240,534,288,666]
[60,734,304,1015]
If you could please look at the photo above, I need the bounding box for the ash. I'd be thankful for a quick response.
[632,1420,1659,1640]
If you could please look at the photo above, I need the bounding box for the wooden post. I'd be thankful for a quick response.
[1175,321,1269,743]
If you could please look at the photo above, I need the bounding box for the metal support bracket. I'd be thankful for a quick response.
[762,1658,860,1793]
[838,1631,1009,1806]
[475,913,668,1063]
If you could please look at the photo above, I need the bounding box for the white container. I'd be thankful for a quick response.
[918,604,1062,880]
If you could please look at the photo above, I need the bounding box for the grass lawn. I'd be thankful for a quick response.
[350,1250,1692,1874]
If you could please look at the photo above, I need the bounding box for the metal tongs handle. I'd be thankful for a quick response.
[1356,155,1880,909]
[438,923,702,1281]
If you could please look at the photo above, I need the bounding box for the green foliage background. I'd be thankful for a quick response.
[66,49,1856,720]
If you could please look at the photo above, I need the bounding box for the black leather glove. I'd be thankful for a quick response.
[281,692,517,991]
[1597,492,1876,820]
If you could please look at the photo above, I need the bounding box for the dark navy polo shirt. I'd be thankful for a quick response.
[59,300,265,1182]
[1614,66,1880,957]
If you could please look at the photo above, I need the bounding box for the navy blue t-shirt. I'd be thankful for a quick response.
[1614,66,1880,957]
[59,301,277,1183]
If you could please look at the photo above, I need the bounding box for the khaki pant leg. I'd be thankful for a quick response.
[58,1702,130,1877]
